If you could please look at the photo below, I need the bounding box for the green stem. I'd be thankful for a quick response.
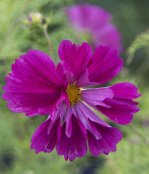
[43,27,53,59]
[126,55,134,66]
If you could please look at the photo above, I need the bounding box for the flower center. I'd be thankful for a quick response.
[66,83,81,105]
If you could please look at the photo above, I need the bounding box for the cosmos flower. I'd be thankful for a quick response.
[65,3,122,53]
[2,40,140,161]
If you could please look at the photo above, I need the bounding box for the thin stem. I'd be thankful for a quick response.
[43,27,53,59]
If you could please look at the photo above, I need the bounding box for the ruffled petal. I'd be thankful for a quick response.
[87,122,122,156]
[3,90,68,116]
[31,102,66,153]
[7,50,61,92]
[110,82,141,99]
[87,45,123,84]
[56,115,87,161]
[96,83,141,124]
[58,40,92,82]
[3,92,59,116]
[74,102,122,156]
[2,50,67,116]
[75,101,110,127]
[31,117,60,154]
[74,102,110,140]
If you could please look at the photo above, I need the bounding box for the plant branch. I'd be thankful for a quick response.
[42,27,53,59]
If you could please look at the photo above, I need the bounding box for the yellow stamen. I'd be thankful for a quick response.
[66,83,81,105]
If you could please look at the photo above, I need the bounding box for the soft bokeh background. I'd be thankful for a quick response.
[0,0,149,173]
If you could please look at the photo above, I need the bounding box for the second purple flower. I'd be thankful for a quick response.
[65,3,122,53]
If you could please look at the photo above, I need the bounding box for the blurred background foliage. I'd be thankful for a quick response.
[0,0,149,173]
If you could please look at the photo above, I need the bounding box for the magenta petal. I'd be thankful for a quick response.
[110,82,141,99]
[56,123,69,160]
[64,107,73,138]
[31,118,60,154]
[9,50,61,91]
[74,103,122,156]
[75,102,109,140]
[49,91,69,116]
[2,50,66,116]
[76,102,110,127]
[88,123,122,156]
[87,45,123,84]
[56,116,87,161]
[96,83,141,125]
[3,90,68,117]
[81,87,113,107]
[97,98,140,125]
[88,119,102,140]
[49,102,66,123]
[58,40,92,81]
[48,102,66,140]
[76,69,98,87]
[75,116,88,139]
[56,62,68,90]
[4,93,59,116]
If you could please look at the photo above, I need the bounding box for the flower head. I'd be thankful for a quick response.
[65,4,122,53]
[2,40,141,161]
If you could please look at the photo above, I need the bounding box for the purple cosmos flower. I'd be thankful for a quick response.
[2,40,140,161]
[65,3,122,53]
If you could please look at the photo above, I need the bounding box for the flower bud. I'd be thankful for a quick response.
[24,12,47,28]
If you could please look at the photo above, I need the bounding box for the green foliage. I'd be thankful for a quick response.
[127,30,149,64]
[0,0,74,61]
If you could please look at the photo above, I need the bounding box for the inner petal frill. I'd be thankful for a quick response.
[31,101,122,161]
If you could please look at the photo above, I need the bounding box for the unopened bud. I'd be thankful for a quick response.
[24,12,47,28]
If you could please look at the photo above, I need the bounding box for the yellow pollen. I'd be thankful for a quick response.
[66,83,81,105]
